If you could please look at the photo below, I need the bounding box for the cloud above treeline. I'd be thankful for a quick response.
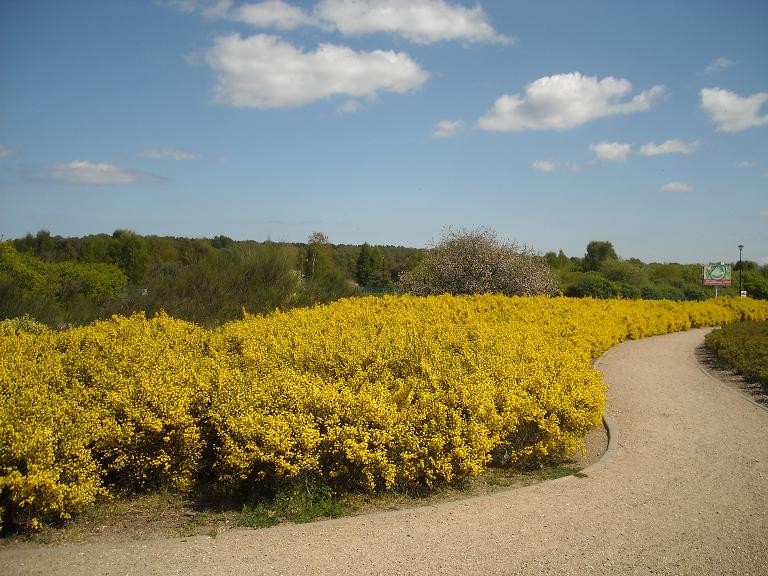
[194,1,508,108]
[661,182,695,193]
[704,57,733,75]
[639,139,700,156]
[590,141,631,163]
[701,87,768,132]
[432,119,465,139]
[184,0,511,44]
[533,136,702,172]
[174,1,768,148]
[207,33,428,108]
[312,0,511,44]
[476,72,665,132]
[531,160,557,173]
[230,0,318,29]
[46,160,166,185]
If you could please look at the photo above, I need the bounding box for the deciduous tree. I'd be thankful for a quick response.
[583,240,618,272]
[397,227,558,296]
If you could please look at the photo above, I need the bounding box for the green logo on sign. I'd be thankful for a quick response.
[703,263,732,286]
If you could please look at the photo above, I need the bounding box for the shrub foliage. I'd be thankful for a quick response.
[705,320,768,386]
[397,228,558,296]
[2,295,768,531]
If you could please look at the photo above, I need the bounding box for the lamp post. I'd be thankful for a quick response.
[738,244,744,295]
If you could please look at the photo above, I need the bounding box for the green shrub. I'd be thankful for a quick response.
[564,273,617,299]
[705,320,768,386]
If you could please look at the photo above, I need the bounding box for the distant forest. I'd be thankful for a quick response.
[2,230,766,327]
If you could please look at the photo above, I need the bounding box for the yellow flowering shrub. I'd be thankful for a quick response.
[0,330,104,531]
[1,295,767,530]
[55,313,214,493]
[0,315,50,336]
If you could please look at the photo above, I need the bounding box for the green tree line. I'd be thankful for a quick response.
[545,240,768,301]
[3,231,765,328]
[4,230,422,326]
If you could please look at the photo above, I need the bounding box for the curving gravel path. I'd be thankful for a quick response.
[4,328,768,575]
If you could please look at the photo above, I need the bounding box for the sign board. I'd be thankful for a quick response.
[702,263,732,286]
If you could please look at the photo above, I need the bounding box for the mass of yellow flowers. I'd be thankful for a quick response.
[2,295,767,530]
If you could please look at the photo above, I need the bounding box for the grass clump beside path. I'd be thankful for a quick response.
[2,464,583,545]
[705,320,768,388]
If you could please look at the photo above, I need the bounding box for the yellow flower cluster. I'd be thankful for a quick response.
[0,328,103,530]
[1,295,767,530]
[55,313,215,493]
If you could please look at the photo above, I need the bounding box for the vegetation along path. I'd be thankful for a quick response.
[4,328,767,575]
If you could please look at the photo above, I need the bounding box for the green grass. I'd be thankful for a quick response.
[705,320,768,387]
[237,503,280,529]
[238,481,351,528]
[1,464,588,544]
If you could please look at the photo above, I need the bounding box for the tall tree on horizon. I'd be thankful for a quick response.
[583,241,618,272]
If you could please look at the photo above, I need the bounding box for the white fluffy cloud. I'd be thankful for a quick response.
[639,139,700,156]
[138,147,200,160]
[701,87,768,132]
[590,142,631,163]
[314,0,511,44]
[431,119,464,139]
[531,160,557,173]
[47,161,164,185]
[235,0,318,29]
[477,73,665,132]
[705,57,733,74]
[197,0,509,44]
[206,34,428,108]
[661,182,695,193]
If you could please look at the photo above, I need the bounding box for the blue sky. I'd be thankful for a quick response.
[1,0,767,264]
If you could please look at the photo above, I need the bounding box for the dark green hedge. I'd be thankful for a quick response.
[705,320,768,387]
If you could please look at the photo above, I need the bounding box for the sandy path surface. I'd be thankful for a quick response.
[4,328,767,575]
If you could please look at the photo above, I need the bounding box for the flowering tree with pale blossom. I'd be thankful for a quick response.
[397,227,558,297]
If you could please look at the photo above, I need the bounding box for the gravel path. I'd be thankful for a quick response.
[4,328,768,575]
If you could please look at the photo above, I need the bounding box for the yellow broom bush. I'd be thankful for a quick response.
[55,313,215,493]
[0,329,103,531]
[2,295,768,530]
